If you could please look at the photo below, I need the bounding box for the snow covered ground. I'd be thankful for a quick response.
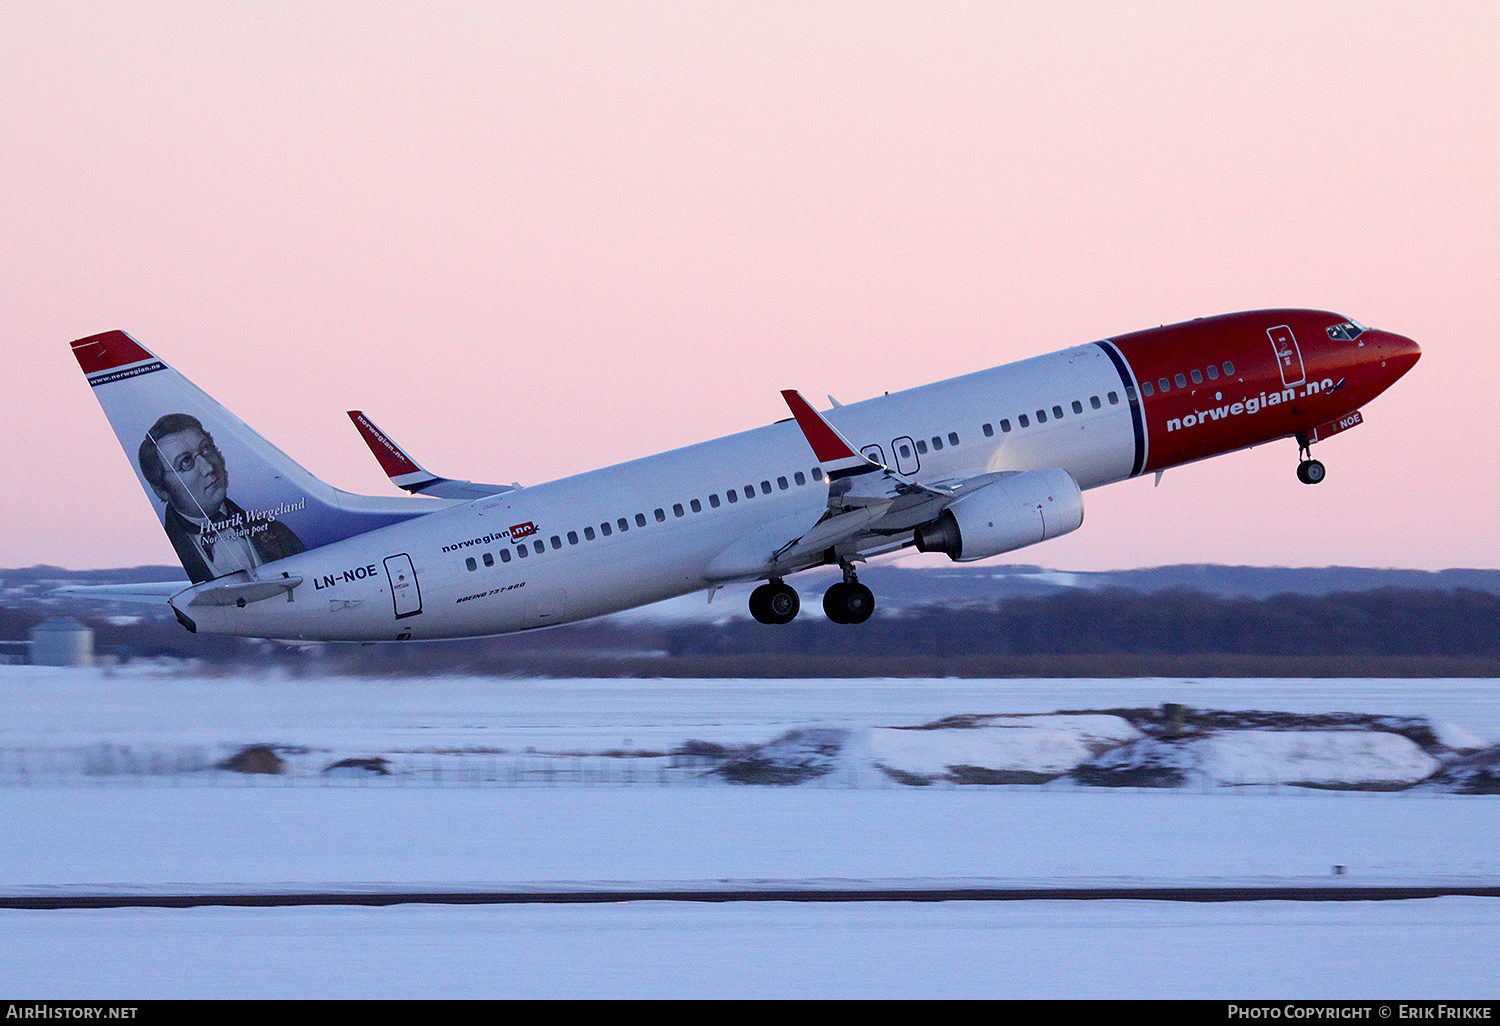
[3,665,1499,997]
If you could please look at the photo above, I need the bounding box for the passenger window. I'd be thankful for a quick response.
[1052,405,1063,419]
[1001,419,1011,432]
[1018,414,1030,428]
[744,484,755,497]
[466,557,476,571]
[794,472,805,486]
[636,513,647,527]
[915,439,928,454]
[760,480,772,494]
[777,476,788,490]
[1036,409,1047,423]
[654,508,666,522]
[1072,400,1083,414]
[1175,373,1187,389]
[1191,369,1203,385]
[948,432,959,446]
[500,548,511,562]
[483,552,494,567]
[727,489,738,503]
[584,526,595,541]
[982,424,993,437]
[673,503,685,517]
[931,436,943,451]
[1223,361,1235,376]
[690,499,701,513]
[709,494,721,508]
[1158,378,1170,392]
[618,518,629,532]
[600,522,612,537]
[1141,381,1154,396]
[1207,364,1220,380]
[812,467,824,481]
[567,531,578,545]
[1121,387,1133,401]
[517,546,528,558]
[534,540,545,554]
[550,536,562,549]
[1090,396,1101,409]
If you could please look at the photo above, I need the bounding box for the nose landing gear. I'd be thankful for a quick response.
[1297,459,1326,484]
[749,578,800,624]
[1295,434,1326,485]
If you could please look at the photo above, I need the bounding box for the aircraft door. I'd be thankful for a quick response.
[525,589,567,627]
[892,436,920,475]
[1267,324,1306,388]
[383,554,422,619]
[860,443,886,467]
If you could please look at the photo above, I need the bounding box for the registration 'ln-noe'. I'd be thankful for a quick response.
[62,310,1420,640]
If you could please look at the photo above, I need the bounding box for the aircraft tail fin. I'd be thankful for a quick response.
[70,331,447,584]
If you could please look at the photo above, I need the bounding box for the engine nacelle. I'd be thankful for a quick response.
[912,468,1084,562]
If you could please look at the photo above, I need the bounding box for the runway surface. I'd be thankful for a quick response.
[9,882,1500,909]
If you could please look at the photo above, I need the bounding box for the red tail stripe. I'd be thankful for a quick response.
[70,331,154,374]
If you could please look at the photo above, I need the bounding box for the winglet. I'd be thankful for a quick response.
[346,410,519,500]
[347,411,443,493]
[780,390,883,478]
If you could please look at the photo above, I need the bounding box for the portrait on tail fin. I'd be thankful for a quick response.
[137,413,306,583]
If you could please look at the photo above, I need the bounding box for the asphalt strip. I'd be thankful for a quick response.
[8,883,1500,909]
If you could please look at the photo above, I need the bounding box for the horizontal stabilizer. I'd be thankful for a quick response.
[185,576,302,607]
[347,411,518,500]
[49,582,185,605]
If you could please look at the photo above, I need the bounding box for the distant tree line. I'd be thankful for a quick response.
[9,588,1500,677]
[663,589,1500,658]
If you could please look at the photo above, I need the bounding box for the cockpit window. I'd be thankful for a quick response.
[1327,319,1367,342]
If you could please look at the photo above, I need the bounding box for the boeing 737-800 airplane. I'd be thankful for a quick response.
[64,310,1419,641]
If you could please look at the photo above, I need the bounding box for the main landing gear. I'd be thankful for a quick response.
[748,567,877,625]
[1295,435,1326,485]
[824,564,875,625]
[749,578,800,625]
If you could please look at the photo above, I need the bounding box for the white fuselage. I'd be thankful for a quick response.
[187,343,1138,641]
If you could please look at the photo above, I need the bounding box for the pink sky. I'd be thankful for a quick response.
[2,1,1496,572]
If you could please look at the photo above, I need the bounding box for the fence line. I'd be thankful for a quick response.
[0,743,1481,795]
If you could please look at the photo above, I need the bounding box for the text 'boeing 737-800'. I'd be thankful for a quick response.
[60,310,1419,640]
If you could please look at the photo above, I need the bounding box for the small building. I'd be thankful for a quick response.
[30,617,94,667]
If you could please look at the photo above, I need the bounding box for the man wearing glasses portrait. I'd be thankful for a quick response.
[137,413,306,583]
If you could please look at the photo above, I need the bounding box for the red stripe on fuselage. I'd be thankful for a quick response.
[1109,310,1419,473]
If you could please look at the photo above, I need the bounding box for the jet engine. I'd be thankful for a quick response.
[912,468,1084,562]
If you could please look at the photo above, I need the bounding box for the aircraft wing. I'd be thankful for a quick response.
[705,392,965,581]
[712,391,1078,579]
[347,411,520,500]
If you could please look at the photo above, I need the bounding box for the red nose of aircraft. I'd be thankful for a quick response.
[1368,329,1422,384]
